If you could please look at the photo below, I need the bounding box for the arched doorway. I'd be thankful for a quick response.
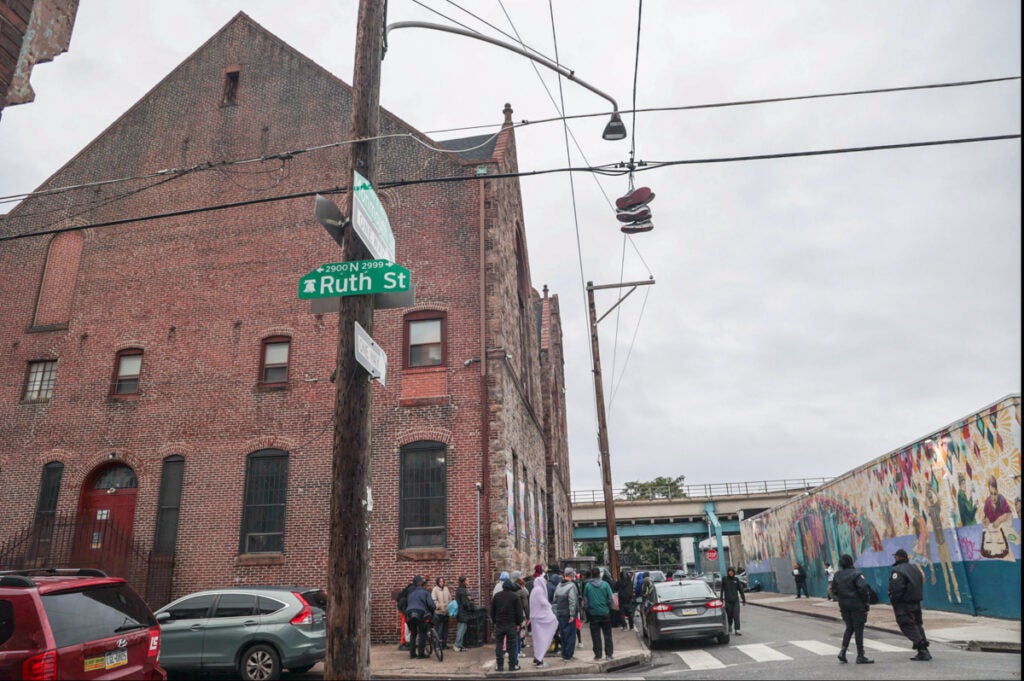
[72,463,139,574]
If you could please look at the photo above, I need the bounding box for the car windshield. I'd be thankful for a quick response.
[655,581,714,599]
[648,571,666,582]
[42,585,155,648]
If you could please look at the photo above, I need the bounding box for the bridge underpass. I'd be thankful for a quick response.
[570,478,829,575]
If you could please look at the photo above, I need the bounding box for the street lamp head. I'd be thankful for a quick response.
[602,112,628,141]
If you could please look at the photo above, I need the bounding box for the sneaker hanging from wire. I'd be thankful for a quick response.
[615,186,655,210]
[616,204,652,223]
[621,219,653,234]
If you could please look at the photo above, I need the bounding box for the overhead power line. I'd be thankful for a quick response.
[1,76,1016,207]
[0,132,1017,244]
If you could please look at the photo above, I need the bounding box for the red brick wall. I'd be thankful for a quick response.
[0,13,570,643]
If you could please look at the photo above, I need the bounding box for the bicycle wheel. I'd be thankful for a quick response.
[423,632,434,659]
[431,631,444,661]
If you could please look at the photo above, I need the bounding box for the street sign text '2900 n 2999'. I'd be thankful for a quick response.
[298,260,411,299]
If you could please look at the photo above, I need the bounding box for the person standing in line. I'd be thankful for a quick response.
[395,578,416,651]
[615,570,636,631]
[431,576,453,650]
[403,576,436,660]
[491,578,524,672]
[512,571,530,658]
[582,567,615,660]
[529,565,559,668]
[553,567,579,661]
[720,567,746,636]
[824,562,835,600]
[793,562,809,598]
[889,548,931,661]
[494,570,510,597]
[832,554,874,664]
[545,566,562,654]
[452,575,475,652]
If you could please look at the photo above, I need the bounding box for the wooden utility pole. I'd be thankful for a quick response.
[586,278,655,580]
[325,0,383,678]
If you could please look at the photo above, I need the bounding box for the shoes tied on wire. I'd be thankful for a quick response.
[616,186,654,234]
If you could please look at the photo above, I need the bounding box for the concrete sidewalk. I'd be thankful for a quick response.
[308,625,649,679]
[745,591,1021,652]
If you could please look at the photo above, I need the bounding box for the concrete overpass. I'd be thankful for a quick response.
[571,478,830,573]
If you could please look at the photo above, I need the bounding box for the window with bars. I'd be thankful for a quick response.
[154,456,184,555]
[111,349,143,395]
[239,449,289,553]
[404,312,446,368]
[24,360,57,402]
[399,441,446,548]
[260,337,290,385]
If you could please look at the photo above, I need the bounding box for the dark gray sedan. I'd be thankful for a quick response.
[156,586,325,681]
[636,579,729,648]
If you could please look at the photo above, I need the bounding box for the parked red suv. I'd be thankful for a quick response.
[0,568,165,680]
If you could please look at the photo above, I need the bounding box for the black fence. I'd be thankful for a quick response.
[0,514,174,609]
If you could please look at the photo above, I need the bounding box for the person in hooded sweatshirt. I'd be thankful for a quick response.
[529,565,559,667]
[494,570,511,597]
[404,575,436,659]
[491,578,524,672]
[582,567,615,660]
[720,567,746,636]
[833,553,874,664]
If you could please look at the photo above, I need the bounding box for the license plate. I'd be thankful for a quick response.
[681,608,699,616]
[104,649,128,670]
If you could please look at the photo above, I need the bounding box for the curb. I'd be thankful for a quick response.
[747,600,1022,654]
[480,650,650,677]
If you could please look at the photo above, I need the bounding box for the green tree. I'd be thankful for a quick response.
[621,475,687,500]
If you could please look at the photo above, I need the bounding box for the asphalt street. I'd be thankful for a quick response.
[611,606,1021,681]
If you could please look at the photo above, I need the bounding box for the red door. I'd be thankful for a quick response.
[73,464,138,575]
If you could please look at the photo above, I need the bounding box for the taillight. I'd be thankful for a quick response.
[290,591,313,625]
[148,625,161,662]
[649,603,673,612]
[706,599,724,608]
[23,650,57,681]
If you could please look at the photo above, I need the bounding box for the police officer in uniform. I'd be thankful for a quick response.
[888,548,931,661]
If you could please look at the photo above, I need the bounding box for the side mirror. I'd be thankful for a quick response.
[156,612,170,622]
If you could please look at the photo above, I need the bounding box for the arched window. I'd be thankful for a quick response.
[399,441,446,548]
[239,449,289,553]
[33,231,83,329]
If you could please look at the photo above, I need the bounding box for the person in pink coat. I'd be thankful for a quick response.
[529,564,559,668]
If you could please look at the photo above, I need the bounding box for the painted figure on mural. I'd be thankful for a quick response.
[925,486,960,602]
[955,472,978,526]
[981,476,1020,561]
[910,507,936,585]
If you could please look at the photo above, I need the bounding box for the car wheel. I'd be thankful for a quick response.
[716,632,730,645]
[288,665,314,674]
[239,644,280,681]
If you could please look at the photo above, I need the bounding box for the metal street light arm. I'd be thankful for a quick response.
[385,21,620,113]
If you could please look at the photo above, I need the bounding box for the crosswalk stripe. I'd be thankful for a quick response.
[863,638,909,652]
[790,639,840,655]
[736,643,793,661]
[674,649,727,669]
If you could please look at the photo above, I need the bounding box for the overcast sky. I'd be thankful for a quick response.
[1,1,1020,492]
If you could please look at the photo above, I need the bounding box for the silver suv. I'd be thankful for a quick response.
[155,586,325,680]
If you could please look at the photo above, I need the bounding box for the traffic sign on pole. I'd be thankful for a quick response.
[352,171,396,262]
[299,260,410,299]
[354,321,386,386]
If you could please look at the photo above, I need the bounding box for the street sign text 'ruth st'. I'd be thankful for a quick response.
[299,260,410,299]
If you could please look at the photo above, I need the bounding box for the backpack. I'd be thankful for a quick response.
[447,600,459,617]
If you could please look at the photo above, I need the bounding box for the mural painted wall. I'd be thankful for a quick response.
[741,395,1021,619]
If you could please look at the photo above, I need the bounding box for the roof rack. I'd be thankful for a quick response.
[0,567,109,587]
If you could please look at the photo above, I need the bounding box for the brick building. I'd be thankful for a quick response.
[0,13,572,641]
[0,0,79,120]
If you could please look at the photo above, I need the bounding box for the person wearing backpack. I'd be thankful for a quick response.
[833,554,874,664]
[582,567,616,660]
[553,567,579,661]
[431,576,453,650]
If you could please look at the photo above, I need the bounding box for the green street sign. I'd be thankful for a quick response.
[352,171,396,262]
[299,260,411,299]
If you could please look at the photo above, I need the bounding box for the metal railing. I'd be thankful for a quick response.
[0,514,174,609]
[570,478,832,505]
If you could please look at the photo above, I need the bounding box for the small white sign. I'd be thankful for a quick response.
[613,534,621,551]
[354,321,387,386]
